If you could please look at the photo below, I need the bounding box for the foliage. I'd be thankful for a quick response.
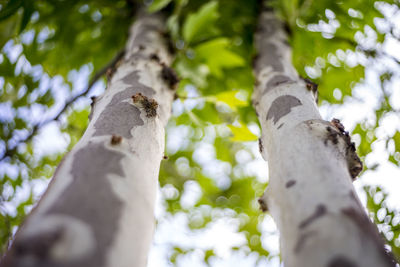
[1,0,400,265]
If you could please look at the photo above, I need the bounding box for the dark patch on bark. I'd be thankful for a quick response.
[111,135,122,145]
[301,77,319,104]
[258,198,268,212]
[341,207,397,266]
[262,75,294,95]
[94,71,155,138]
[89,96,97,120]
[163,155,168,160]
[150,53,160,62]
[326,126,339,145]
[266,95,302,124]
[12,226,63,260]
[258,138,263,154]
[160,31,176,54]
[277,123,284,129]
[330,118,346,133]
[299,204,327,229]
[254,43,284,74]
[1,153,70,263]
[132,93,158,118]
[346,143,363,180]
[5,143,126,267]
[283,22,292,36]
[294,230,316,253]
[286,180,296,188]
[161,65,179,89]
[47,142,125,266]
[94,95,142,138]
[327,256,358,267]
[121,71,147,87]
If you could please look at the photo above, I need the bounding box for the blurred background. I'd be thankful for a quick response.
[0,0,400,266]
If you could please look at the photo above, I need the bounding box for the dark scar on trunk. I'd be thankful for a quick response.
[49,143,125,266]
[161,65,179,89]
[258,138,264,154]
[299,204,327,229]
[263,75,294,95]
[9,143,126,266]
[13,227,63,260]
[294,230,316,253]
[286,180,296,188]
[89,96,97,120]
[266,95,302,124]
[327,256,358,267]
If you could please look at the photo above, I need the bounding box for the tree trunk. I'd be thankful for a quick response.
[1,12,177,267]
[253,8,396,267]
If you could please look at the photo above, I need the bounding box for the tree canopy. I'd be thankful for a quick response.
[0,0,400,265]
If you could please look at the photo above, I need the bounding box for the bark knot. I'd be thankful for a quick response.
[301,77,319,103]
[150,53,160,62]
[286,180,296,188]
[299,204,327,229]
[111,135,122,145]
[328,118,363,179]
[258,197,268,212]
[132,93,159,118]
[258,138,264,154]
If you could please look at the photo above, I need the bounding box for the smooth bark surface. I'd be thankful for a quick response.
[1,12,176,267]
[253,9,395,267]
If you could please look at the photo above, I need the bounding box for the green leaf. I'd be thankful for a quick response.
[195,38,245,76]
[393,131,400,153]
[319,64,364,103]
[19,0,34,33]
[182,1,219,44]
[0,0,23,21]
[0,12,19,48]
[227,123,258,142]
[147,0,172,13]
[215,90,247,110]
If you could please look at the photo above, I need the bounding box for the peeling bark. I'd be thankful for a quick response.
[1,12,176,267]
[253,8,395,267]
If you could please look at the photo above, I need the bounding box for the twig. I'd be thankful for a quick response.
[0,49,125,162]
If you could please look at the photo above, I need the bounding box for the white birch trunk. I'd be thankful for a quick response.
[1,12,177,267]
[253,8,396,267]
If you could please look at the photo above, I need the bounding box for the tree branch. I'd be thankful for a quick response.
[0,49,125,162]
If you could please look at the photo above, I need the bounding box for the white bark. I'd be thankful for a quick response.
[253,9,395,267]
[1,12,176,267]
